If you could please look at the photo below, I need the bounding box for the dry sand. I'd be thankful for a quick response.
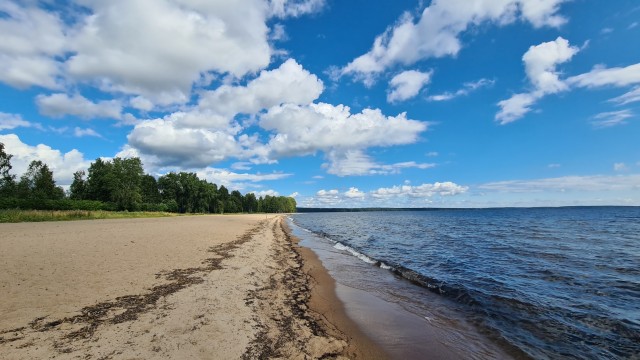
[0,215,384,359]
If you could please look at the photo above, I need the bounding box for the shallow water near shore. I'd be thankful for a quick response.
[289,218,515,359]
[290,207,640,359]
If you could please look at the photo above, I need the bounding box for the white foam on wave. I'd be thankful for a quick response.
[333,243,377,264]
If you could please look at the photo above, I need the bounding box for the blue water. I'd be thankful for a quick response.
[292,207,640,359]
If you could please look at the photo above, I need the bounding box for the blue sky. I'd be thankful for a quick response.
[1,0,639,207]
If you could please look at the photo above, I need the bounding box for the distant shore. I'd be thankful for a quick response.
[0,214,385,359]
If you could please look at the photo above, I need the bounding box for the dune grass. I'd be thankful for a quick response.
[0,209,177,223]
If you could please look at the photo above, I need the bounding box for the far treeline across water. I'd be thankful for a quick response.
[0,143,296,214]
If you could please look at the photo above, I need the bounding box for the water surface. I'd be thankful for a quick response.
[291,207,640,359]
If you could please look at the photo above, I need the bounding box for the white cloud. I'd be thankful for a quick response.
[478,174,640,192]
[315,189,342,204]
[496,93,540,124]
[387,70,432,102]
[324,149,434,176]
[0,112,42,131]
[341,0,568,82]
[427,78,494,101]
[0,3,65,89]
[566,63,640,88]
[496,37,578,123]
[609,87,640,105]
[522,36,579,93]
[268,0,326,18]
[73,127,103,138]
[127,118,253,168]
[371,182,468,198]
[592,110,634,128]
[270,23,288,41]
[252,189,280,197]
[129,96,155,112]
[36,93,123,120]
[261,102,428,159]
[126,59,427,173]
[344,187,366,199]
[198,58,323,118]
[0,134,90,186]
[494,38,640,124]
[65,0,273,105]
[548,163,561,168]
[613,163,627,172]
[231,162,253,171]
[195,167,291,190]
[297,180,469,207]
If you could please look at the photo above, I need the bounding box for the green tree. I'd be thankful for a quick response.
[110,157,144,211]
[243,192,258,213]
[0,142,16,196]
[85,158,114,202]
[17,160,64,200]
[69,170,87,200]
[140,174,161,204]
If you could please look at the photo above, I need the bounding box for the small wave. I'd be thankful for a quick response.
[333,243,378,264]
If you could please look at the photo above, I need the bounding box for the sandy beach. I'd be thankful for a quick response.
[0,215,385,359]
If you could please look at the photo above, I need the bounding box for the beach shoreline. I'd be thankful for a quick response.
[0,214,385,359]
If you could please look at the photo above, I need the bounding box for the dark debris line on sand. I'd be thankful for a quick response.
[242,219,346,360]
[0,221,266,354]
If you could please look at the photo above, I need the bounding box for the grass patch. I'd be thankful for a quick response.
[0,209,177,223]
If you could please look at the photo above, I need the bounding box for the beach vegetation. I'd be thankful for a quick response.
[0,209,175,223]
[0,142,296,220]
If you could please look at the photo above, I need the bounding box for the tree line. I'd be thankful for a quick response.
[0,142,296,214]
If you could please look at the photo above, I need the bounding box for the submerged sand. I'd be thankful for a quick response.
[0,215,383,359]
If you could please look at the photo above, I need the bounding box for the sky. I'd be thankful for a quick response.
[1,0,639,208]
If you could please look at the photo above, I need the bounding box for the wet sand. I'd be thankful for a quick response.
[0,215,384,359]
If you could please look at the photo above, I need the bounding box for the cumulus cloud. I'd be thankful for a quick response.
[305,181,468,207]
[127,118,253,168]
[0,0,287,106]
[0,134,90,186]
[371,182,468,198]
[387,70,432,103]
[195,168,291,190]
[341,0,568,82]
[496,37,578,124]
[0,112,42,131]
[36,93,123,120]
[252,189,281,197]
[591,110,634,128]
[0,2,65,89]
[315,189,341,204]
[268,0,325,18]
[522,37,579,93]
[427,78,494,101]
[495,37,640,124]
[125,58,427,173]
[198,59,323,118]
[324,149,434,176]
[65,0,272,105]
[129,96,155,112]
[261,103,428,159]
[344,187,366,199]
